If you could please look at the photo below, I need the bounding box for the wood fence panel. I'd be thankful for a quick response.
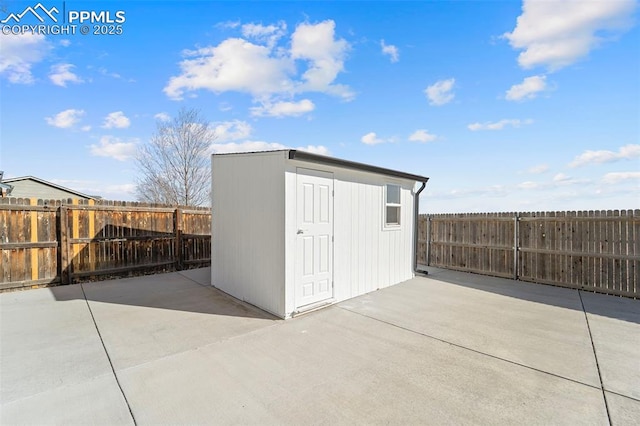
[0,201,59,289]
[421,209,639,298]
[70,205,177,279]
[181,211,212,266]
[416,214,428,265]
[425,213,514,279]
[0,198,213,290]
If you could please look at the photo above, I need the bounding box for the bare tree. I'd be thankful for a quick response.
[135,108,214,206]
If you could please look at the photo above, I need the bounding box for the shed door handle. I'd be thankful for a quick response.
[297,229,306,234]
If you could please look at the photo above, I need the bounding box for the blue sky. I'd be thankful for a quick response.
[0,0,638,212]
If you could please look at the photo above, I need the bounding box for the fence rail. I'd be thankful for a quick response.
[418,210,639,298]
[0,198,211,291]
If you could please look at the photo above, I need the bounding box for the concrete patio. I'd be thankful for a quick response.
[1,267,638,425]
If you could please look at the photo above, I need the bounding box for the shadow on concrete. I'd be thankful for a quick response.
[49,220,274,320]
[50,268,277,321]
[424,267,640,325]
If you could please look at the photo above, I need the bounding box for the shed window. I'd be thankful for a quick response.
[385,184,401,226]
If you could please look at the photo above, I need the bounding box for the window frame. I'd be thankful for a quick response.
[383,183,402,229]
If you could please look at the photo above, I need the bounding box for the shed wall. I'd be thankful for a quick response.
[333,171,415,302]
[284,162,415,316]
[212,151,286,317]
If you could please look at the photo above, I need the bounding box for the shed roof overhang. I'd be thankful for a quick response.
[288,150,429,183]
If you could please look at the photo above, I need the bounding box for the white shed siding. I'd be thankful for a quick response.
[285,162,415,311]
[331,170,415,303]
[212,151,286,317]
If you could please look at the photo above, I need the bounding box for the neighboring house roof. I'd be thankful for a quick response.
[0,182,13,195]
[2,176,97,199]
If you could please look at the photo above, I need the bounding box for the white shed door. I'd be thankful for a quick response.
[295,168,334,309]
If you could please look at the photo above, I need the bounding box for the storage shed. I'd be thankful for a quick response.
[212,150,428,319]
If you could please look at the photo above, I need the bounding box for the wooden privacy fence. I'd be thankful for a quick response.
[0,198,211,291]
[418,210,639,298]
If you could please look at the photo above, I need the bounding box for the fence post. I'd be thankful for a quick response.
[88,199,95,272]
[426,215,432,266]
[29,198,38,284]
[174,207,183,271]
[513,212,519,280]
[58,206,71,284]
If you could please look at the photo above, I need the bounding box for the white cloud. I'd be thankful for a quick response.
[504,0,636,70]
[527,164,549,174]
[154,112,171,122]
[408,129,437,143]
[49,63,83,87]
[97,67,123,80]
[361,132,385,145]
[211,141,329,155]
[216,21,241,30]
[165,20,353,105]
[298,145,330,155]
[602,172,640,184]
[210,141,285,154]
[45,109,85,128]
[518,181,540,190]
[380,40,399,63]
[435,185,510,199]
[553,173,571,182]
[164,38,294,100]
[51,180,136,199]
[81,125,92,132]
[219,102,233,112]
[59,39,71,47]
[102,111,131,129]
[0,33,50,84]
[468,118,533,131]
[569,144,640,167]
[425,78,455,106]
[505,75,547,101]
[250,99,315,117]
[517,173,589,191]
[102,183,137,197]
[291,20,353,100]
[89,136,137,161]
[241,21,287,47]
[213,120,252,142]
[96,183,137,200]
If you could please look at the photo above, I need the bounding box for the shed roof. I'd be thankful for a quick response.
[214,150,429,183]
[288,150,429,183]
[2,176,97,199]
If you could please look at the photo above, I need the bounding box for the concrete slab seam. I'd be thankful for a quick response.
[0,372,115,406]
[176,271,210,288]
[112,321,282,375]
[80,283,137,426]
[578,289,612,425]
[338,305,604,392]
[605,390,640,404]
